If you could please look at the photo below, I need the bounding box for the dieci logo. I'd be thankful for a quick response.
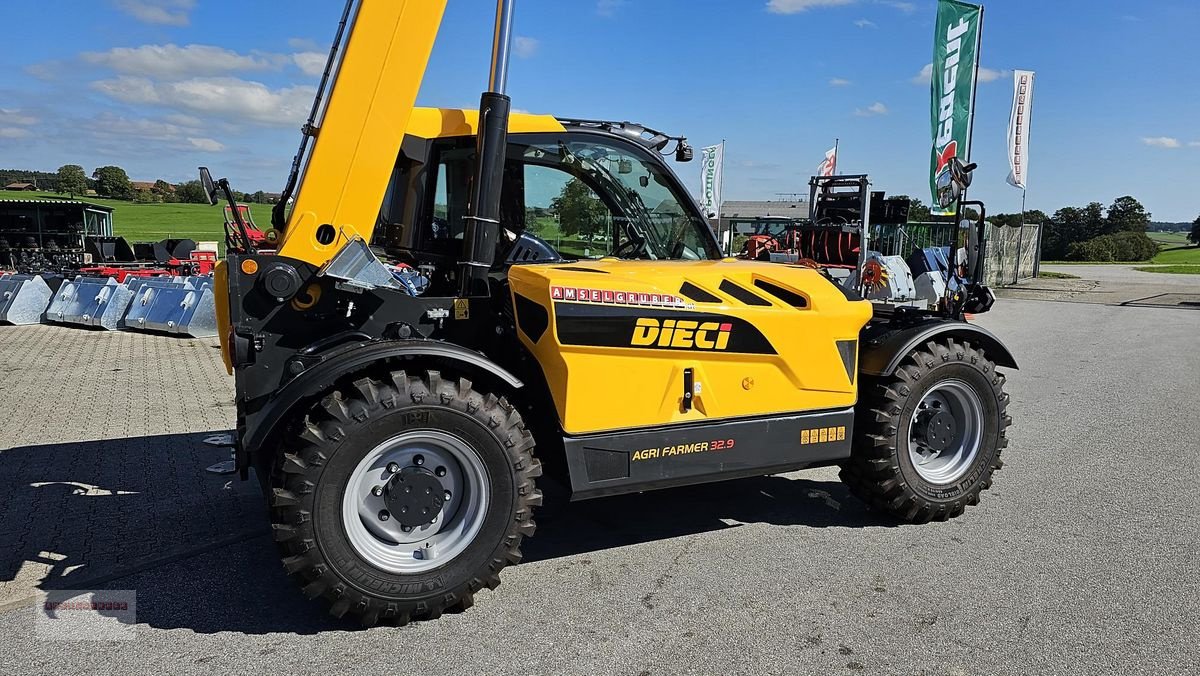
[631,318,732,350]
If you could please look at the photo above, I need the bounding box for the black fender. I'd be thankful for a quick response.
[240,339,523,469]
[859,320,1018,377]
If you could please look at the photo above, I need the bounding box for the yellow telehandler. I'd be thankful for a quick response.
[199,0,1014,625]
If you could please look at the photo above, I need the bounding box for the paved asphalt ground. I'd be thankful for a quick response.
[1,268,1198,675]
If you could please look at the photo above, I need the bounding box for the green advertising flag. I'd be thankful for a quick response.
[929,0,983,216]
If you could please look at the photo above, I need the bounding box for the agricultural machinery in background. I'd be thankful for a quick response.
[737,172,995,316]
[0,198,231,337]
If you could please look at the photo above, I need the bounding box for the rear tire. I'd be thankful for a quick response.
[840,338,1011,523]
[269,369,542,626]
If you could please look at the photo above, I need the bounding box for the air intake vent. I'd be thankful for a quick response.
[554,266,609,274]
[754,279,809,308]
[679,281,721,303]
[513,294,549,343]
[718,280,772,306]
[836,340,857,383]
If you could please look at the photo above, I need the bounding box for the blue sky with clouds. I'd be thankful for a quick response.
[2,0,1198,221]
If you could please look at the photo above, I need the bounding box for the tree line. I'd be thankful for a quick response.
[2,165,277,206]
[986,196,1189,261]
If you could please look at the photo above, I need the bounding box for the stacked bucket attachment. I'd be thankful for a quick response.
[0,274,55,325]
[1,273,218,338]
[121,276,217,337]
[45,277,135,331]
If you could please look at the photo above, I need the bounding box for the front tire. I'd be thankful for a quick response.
[269,370,542,626]
[840,338,1011,523]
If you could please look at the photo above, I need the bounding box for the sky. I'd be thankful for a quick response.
[1,0,1198,222]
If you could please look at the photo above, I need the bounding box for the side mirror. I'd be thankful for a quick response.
[936,158,977,209]
[198,167,219,206]
[935,167,960,209]
[675,140,694,163]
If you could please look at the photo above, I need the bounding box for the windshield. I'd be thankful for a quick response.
[515,136,721,261]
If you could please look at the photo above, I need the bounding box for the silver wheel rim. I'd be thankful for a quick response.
[907,379,984,485]
[341,430,490,574]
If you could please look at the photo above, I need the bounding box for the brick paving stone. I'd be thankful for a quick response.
[0,325,265,608]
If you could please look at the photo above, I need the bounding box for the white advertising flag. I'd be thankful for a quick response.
[817,145,838,177]
[1006,70,1035,190]
[699,143,724,218]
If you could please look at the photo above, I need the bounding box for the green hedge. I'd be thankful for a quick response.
[1065,231,1159,262]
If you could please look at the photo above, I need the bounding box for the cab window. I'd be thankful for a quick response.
[410,134,719,261]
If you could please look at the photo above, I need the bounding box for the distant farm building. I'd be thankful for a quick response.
[4,182,37,191]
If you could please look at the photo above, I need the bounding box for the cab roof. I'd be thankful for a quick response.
[406,107,565,139]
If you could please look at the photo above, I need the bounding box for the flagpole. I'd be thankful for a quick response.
[719,139,727,254]
[833,138,839,174]
[962,5,984,206]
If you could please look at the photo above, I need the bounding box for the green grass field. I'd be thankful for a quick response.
[1147,231,1193,246]
[0,189,236,244]
[1150,244,1200,265]
[1134,265,1200,274]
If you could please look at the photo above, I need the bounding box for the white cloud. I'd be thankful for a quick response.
[1142,137,1182,149]
[292,52,326,77]
[288,37,321,51]
[877,0,915,12]
[768,0,855,13]
[92,76,315,127]
[187,137,225,152]
[80,112,226,154]
[912,63,1008,85]
[83,44,276,78]
[0,128,32,139]
[977,67,1007,83]
[1189,141,1200,148]
[597,0,625,17]
[854,18,877,28]
[829,78,852,87]
[514,37,539,59]
[0,109,38,126]
[855,102,889,117]
[112,0,195,26]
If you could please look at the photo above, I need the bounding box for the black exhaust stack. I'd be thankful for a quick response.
[461,0,517,297]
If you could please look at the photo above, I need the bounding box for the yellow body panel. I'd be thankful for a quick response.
[405,108,565,139]
[278,0,448,267]
[214,259,232,374]
[509,259,874,435]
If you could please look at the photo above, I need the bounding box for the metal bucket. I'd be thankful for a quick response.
[0,274,53,325]
[45,277,136,331]
[121,276,217,338]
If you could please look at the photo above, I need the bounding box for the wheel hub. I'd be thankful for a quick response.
[906,380,985,485]
[915,409,957,452]
[385,468,446,529]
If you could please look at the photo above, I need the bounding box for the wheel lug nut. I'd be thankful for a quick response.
[435,466,447,477]
[401,525,412,532]
[444,490,452,500]
[378,510,390,521]
[414,455,424,466]
[387,462,400,474]
[372,486,383,497]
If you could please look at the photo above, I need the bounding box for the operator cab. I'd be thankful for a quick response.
[374,117,721,295]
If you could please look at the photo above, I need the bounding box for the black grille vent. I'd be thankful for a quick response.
[753,279,809,308]
[679,281,721,304]
[718,280,772,306]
